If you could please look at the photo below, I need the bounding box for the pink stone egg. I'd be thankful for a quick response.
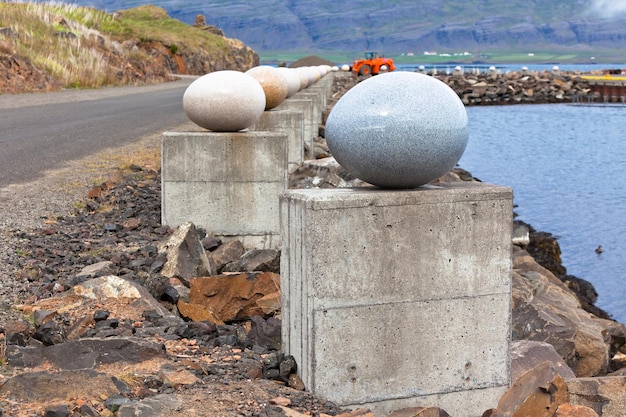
[246,65,289,110]
[183,70,266,132]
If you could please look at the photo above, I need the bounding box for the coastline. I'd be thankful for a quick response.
[0,71,624,415]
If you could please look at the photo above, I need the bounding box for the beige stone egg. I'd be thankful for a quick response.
[182,70,266,132]
[246,65,289,110]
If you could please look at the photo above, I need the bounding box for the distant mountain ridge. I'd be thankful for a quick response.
[68,0,626,55]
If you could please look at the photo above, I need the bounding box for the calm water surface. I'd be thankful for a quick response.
[459,103,626,323]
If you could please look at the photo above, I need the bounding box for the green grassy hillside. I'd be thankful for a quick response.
[0,2,254,90]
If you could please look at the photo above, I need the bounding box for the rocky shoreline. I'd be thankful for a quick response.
[432,68,596,106]
[0,73,624,416]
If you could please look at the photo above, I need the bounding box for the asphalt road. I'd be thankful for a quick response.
[0,77,195,188]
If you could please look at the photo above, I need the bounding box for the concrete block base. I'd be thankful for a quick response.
[280,183,513,416]
[273,98,315,158]
[250,110,304,172]
[162,131,288,249]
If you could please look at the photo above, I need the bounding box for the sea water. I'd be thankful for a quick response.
[459,103,626,323]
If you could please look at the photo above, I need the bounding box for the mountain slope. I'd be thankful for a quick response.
[65,0,626,56]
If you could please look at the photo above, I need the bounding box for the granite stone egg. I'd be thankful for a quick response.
[182,70,266,132]
[246,65,289,110]
[325,71,468,188]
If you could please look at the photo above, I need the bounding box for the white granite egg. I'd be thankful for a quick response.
[296,68,310,90]
[182,70,266,131]
[276,67,302,97]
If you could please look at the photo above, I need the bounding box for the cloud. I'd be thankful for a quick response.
[588,0,626,18]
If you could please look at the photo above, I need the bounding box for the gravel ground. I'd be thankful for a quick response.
[0,119,195,313]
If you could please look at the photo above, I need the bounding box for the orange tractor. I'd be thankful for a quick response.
[352,51,396,76]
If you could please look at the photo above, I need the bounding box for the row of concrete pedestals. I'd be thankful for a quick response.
[161,72,514,417]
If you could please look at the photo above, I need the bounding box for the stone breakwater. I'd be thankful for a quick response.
[430,70,593,105]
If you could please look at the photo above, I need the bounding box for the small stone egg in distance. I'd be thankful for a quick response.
[325,71,468,188]
[276,67,301,98]
[183,70,266,131]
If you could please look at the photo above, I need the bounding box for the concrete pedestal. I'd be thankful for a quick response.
[280,182,513,416]
[162,131,288,249]
[294,93,321,159]
[274,98,316,159]
[295,87,327,114]
[250,110,304,173]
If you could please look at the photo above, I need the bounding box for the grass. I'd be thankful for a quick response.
[110,5,229,52]
[0,1,231,89]
[0,1,119,88]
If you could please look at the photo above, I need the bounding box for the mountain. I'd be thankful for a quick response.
[52,0,626,56]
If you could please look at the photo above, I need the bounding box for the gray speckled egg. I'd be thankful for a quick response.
[183,70,266,131]
[325,71,468,188]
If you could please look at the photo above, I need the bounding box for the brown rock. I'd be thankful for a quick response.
[188,272,280,322]
[511,340,576,382]
[288,373,305,391]
[567,376,626,416]
[122,217,140,230]
[177,300,225,325]
[494,361,570,417]
[278,406,309,417]
[333,409,376,417]
[0,369,120,402]
[511,249,609,377]
[202,25,225,36]
[271,396,292,407]
[256,291,281,315]
[64,315,95,340]
[386,407,451,417]
[222,249,280,273]
[2,319,35,343]
[556,403,600,417]
[0,54,61,94]
[209,239,245,272]
[158,369,200,386]
[193,14,206,27]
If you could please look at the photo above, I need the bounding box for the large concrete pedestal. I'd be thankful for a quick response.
[280,182,513,416]
[162,131,288,249]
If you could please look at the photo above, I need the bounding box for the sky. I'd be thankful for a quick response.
[589,0,626,18]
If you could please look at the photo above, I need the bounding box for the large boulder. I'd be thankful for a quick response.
[511,247,609,377]
[179,272,280,323]
[567,377,626,417]
[159,222,216,285]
